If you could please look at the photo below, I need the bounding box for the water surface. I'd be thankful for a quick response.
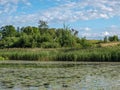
[0,62,119,90]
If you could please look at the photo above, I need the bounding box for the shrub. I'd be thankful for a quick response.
[0,56,5,60]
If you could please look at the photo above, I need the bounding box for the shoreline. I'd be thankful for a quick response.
[0,60,120,64]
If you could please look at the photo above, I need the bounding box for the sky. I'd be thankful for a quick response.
[0,0,120,39]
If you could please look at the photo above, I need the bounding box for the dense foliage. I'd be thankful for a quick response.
[0,21,93,48]
[104,35,119,43]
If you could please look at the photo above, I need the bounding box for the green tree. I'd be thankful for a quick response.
[48,28,56,39]
[21,26,34,35]
[0,37,19,48]
[40,33,53,43]
[15,35,36,48]
[57,28,76,47]
[32,27,39,34]
[38,20,49,34]
[113,35,119,41]
[108,35,119,42]
[0,25,16,38]
[21,26,39,36]
[38,20,48,29]
[80,37,92,48]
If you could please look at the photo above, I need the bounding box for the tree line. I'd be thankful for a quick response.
[0,20,92,48]
[0,20,119,48]
[104,35,119,43]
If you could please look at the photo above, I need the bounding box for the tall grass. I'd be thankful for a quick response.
[56,47,120,62]
[0,48,58,61]
[0,47,120,62]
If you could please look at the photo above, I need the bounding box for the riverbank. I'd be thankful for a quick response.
[0,46,120,62]
[0,61,119,68]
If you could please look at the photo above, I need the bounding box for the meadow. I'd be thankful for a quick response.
[0,46,120,62]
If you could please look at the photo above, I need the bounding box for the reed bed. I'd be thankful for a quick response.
[0,47,120,62]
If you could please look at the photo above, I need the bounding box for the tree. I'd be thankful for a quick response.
[57,28,76,47]
[48,28,56,39]
[108,35,119,42]
[38,20,49,34]
[21,26,33,35]
[0,37,19,48]
[38,20,48,29]
[21,26,39,35]
[0,21,87,48]
[80,37,92,48]
[113,35,119,41]
[15,35,37,48]
[0,25,16,38]
[32,27,39,34]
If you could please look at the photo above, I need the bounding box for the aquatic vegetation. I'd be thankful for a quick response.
[0,62,119,90]
[0,47,120,61]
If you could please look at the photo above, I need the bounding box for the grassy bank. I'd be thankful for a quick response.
[0,61,119,68]
[0,47,120,62]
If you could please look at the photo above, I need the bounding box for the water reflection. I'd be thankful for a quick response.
[0,62,119,90]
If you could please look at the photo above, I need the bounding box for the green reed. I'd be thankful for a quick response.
[0,47,120,62]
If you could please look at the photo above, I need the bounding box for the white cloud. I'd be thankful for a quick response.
[28,0,120,24]
[80,25,120,39]
[0,0,31,14]
[79,27,91,31]
[106,25,120,31]
[103,31,110,36]
[0,0,120,28]
[22,0,31,6]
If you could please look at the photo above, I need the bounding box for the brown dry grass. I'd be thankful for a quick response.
[100,42,120,47]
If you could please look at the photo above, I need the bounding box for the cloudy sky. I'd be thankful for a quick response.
[0,0,120,39]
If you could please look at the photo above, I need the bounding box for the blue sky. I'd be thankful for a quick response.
[0,0,120,39]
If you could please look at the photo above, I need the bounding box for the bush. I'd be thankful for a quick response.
[41,42,60,48]
[0,56,5,60]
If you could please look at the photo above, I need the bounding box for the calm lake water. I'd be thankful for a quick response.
[0,62,119,90]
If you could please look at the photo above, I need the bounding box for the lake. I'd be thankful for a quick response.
[0,61,119,90]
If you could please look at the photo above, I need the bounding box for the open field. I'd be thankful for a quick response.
[100,42,120,47]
